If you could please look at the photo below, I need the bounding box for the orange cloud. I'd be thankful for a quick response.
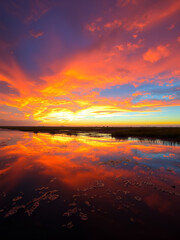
[143,45,170,63]
[132,91,151,97]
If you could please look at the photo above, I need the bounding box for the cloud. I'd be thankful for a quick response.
[143,45,170,63]
[0,118,41,126]
[127,41,143,51]
[0,0,180,126]
[115,45,124,51]
[86,17,102,32]
[23,0,51,24]
[0,81,20,95]
[104,19,122,29]
[168,24,175,30]
[30,30,44,38]
[117,0,137,8]
[123,0,180,32]
[132,91,151,97]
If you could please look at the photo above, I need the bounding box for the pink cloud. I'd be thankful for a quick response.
[24,0,50,24]
[104,19,122,28]
[168,23,175,30]
[86,17,102,32]
[30,30,44,38]
[124,0,180,32]
[127,40,143,51]
[115,44,124,51]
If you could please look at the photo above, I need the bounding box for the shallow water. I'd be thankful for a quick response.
[0,130,180,240]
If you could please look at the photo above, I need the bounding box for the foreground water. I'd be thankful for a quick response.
[0,130,180,240]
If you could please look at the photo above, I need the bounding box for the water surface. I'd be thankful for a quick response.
[0,130,180,240]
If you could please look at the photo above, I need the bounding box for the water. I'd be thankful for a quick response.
[0,130,180,240]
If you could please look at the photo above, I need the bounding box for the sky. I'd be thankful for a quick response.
[0,0,180,126]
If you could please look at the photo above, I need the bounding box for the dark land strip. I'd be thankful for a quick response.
[0,126,180,143]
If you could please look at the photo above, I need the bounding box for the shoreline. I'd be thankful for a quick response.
[0,126,180,143]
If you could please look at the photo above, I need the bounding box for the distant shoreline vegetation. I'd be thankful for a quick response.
[0,126,180,143]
